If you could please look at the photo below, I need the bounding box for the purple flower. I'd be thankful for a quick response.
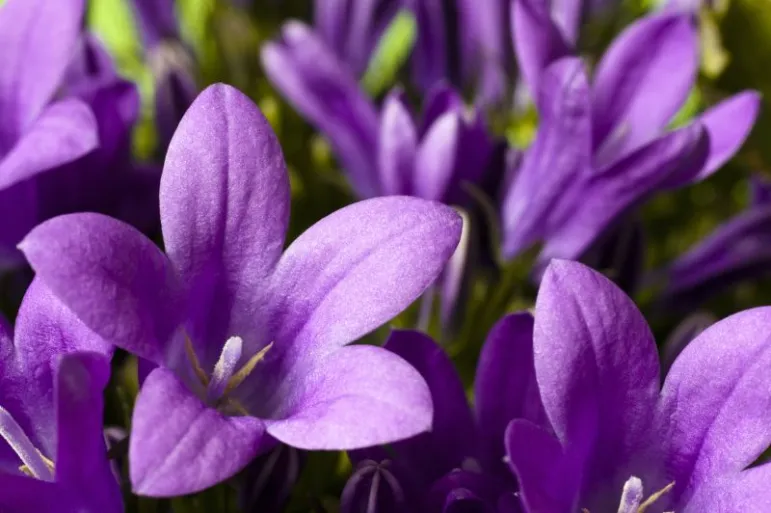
[343,314,544,512]
[502,7,759,265]
[0,279,120,512]
[653,175,771,309]
[314,0,400,77]
[20,83,462,496]
[506,259,771,512]
[130,0,197,152]
[261,22,493,203]
[0,0,100,265]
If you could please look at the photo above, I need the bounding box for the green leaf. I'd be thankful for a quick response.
[360,10,417,96]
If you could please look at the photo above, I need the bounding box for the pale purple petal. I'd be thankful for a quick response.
[314,0,350,56]
[379,90,417,196]
[592,13,697,159]
[270,196,461,363]
[511,0,571,94]
[695,91,760,178]
[552,0,583,43]
[20,213,182,364]
[130,367,267,496]
[55,352,123,513]
[382,330,477,483]
[161,83,289,366]
[540,123,709,263]
[265,345,432,450]
[261,22,380,198]
[681,465,771,513]
[657,306,771,504]
[421,83,464,134]
[501,57,592,259]
[414,111,460,201]
[475,313,546,477]
[534,260,660,504]
[0,0,85,132]
[0,99,98,190]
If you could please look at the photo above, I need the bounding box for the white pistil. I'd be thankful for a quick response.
[0,405,54,481]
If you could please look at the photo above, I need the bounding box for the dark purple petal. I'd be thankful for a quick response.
[695,91,760,178]
[511,0,571,95]
[382,331,477,483]
[534,261,660,508]
[314,0,351,58]
[440,209,471,330]
[261,22,380,198]
[505,419,574,513]
[130,367,268,496]
[750,174,771,207]
[424,470,508,513]
[501,57,592,259]
[269,196,461,363]
[0,99,98,191]
[539,123,709,263]
[592,13,697,160]
[474,313,546,477]
[657,307,771,504]
[379,89,417,196]
[55,352,123,513]
[341,460,406,513]
[421,83,464,135]
[660,312,715,376]
[0,473,61,512]
[0,181,39,267]
[264,345,432,450]
[130,0,179,49]
[409,0,450,92]
[345,0,399,75]
[414,111,460,201]
[20,213,182,364]
[161,84,289,367]
[238,444,305,513]
[0,0,85,133]
[151,42,197,152]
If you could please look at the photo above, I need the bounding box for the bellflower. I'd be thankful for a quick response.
[130,0,197,152]
[507,260,771,512]
[502,6,759,265]
[262,21,493,202]
[0,0,100,265]
[313,0,400,77]
[0,279,120,512]
[343,314,545,512]
[654,175,771,308]
[20,83,462,496]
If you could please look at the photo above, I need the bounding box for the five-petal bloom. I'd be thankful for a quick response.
[0,279,121,512]
[20,83,463,496]
[507,260,771,512]
[502,6,760,266]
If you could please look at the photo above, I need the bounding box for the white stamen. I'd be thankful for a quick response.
[0,405,54,481]
[617,476,644,513]
[206,336,244,403]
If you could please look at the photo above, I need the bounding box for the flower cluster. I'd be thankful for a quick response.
[0,0,770,512]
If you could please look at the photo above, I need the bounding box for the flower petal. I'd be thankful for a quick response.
[20,213,182,364]
[696,91,760,179]
[55,352,122,513]
[511,0,571,94]
[270,196,461,361]
[130,367,267,496]
[161,83,289,366]
[379,89,417,196]
[409,0,450,92]
[592,13,697,159]
[414,111,460,202]
[0,0,85,131]
[265,345,432,450]
[539,122,709,263]
[261,22,380,198]
[130,0,179,49]
[382,331,477,483]
[501,57,592,259]
[0,473,62,512]
[534,261,660,496]
[475,313,546,477]
[0,99,98,191]
[657,306,771,503]
[681,465,771,513]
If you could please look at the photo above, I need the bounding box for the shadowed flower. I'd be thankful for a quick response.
[506,260,771,512]
[343,314,545,512]
[0,280,120,512]
[653,175,771,310]
[0,0,99,266]
[502,7,759,267]
[20,83,462,497]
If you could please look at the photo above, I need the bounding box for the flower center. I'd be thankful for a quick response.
[184,335,273,415]
[0,405,55,481]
